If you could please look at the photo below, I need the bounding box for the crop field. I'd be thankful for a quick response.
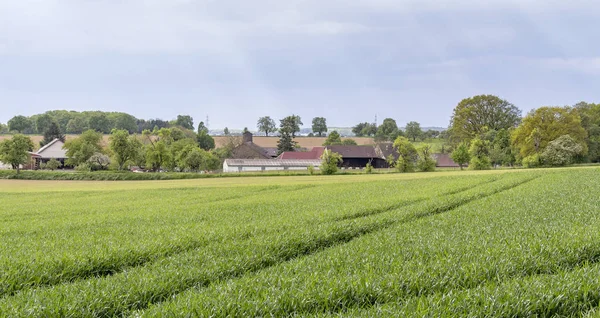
[0,167,599,317]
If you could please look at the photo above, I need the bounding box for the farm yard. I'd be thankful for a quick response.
[1,167,600,317]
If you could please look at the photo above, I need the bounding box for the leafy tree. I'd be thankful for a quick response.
[144,139,171,172]
[376,118,400,142]
[66,116,88,134]
[540,135,584,166]
[468,138,492,170]
[312,117,328,137]
[8,115,34,134]
[353,122,377,137]
[257,116,277,137]
[35,114,54,134]
[320,149,342,175]
[197,131,215,151]
[512,106,587,159]
[450,95,521,142]
[522,153,541,168]
[405,121,423,141]
[45,158,62,171]
[173,115,194,130]
[276,131,296,155]
[0,123,8,134]
[450,142,471,170]
[417,144,436,172]
[223,127,230,135]
[393,136,417,173]
[112,113,138,133]
[64,130,104,167]
[40,122,65,147]
[323,131,342,146]
[280,115,303,138]
[342,139,358,145]
[197,121,208,134]
[386,154,397,169]
[109,129,142,170]
[88,113,112,133]
[574,101,600,162]
[0,134,34,174]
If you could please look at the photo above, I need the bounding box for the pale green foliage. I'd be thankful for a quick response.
[307,165,315,175]
[540,135,584,166]
[45,158,61,171]
[322,131,342,146]
[320,149,342,175]
[0,134,34,174]
[450,142,471,170]
[87,153,111,171]
[468,138,491,170]
[109,129,142,170]
[416,144,436,172]
[365,163,373,174]
[393,136,417,173]
[522,154,541,168]
[64,130,104,167]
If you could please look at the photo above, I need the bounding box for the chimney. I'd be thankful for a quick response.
[243,131,253,143]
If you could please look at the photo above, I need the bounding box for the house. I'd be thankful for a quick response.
[230,132,279,159]
[223,159,321,173]
[30,139,68,169]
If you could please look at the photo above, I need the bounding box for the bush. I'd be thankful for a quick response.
[45,158,62,171]
[417,144,436,172]
[396,157,415,173]
[469,156,492,170]
[320,149,342,175]
[522,154,541,168]
[307,165,315,175]
[540,135,584,166]
[365,163,373,174]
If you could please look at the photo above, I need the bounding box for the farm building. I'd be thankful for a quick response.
[230,132,278,159]
[30,139,68,169]
[432,153,461,168]
[223,159,321,173]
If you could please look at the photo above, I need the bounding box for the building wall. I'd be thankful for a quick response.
[39,141,67,159]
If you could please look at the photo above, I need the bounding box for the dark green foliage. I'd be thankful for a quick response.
[197,131,215,151]
[312,117,328,137]
[323,131,342,146]
[257,117,277,137]
[0,134,34,174]
[393,136,417,173]
[405,121,423,141]
[40,122,65,147]
[7,116,34,134]
[174,115,194,131]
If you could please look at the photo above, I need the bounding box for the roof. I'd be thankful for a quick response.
[433,153,461,167]
[35,139,67,159]
[36,139,63,155]
[376,143,399,160]
[224,159,321,167]
[279,147,325,160]
[326,145,379,158]
[262,147,279,158]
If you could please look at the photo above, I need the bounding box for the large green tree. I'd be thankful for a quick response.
[450,95,521,142]
[64,129,104,167]
[512,106,587,159]
[280,115,303,138]
[197,131,215,151]
[175,115,194,130]
[405,121,423,141]
[111,113,138,133]
[109,129,142,170]
[257,116,277,137]
[66,116,88,134]
[312,117,328,137]
[35,114,54,134]
[450,142,471,170]
[8,115,34,134]
[574,101,600,162]
[376,118,400,142]
[0,134,34,174]
[469,138,492,170]
[323,131,342,146]
[88,113,112,133]
[393,136,418,172]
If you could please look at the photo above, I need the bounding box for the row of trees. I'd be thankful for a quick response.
[4,111,197,135]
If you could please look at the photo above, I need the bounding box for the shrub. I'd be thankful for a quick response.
[417,144,436,172]
[540,135,584,166]
[468,138,491,170]
[320,149,342,175]
[469,156,492,170]
[45,158,62,171]
[522,154,541,168]
[365,163,373,174]
[307,165,315,175]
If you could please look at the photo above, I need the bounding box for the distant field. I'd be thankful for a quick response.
[1,167,600,316]
[0,134,375,150]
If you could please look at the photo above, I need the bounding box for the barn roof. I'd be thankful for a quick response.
[326,145,379,158]
[224,159,321,167]
[433,153,461,167]
[279,147,325,160]
[36,139,63,155]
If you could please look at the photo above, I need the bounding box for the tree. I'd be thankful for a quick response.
[8,116,34,134]
[197,131,215,151]
[512,106,587,159]
[468,138,492,170]
[257,116,277,137]
[223,127,230,135]
[280,115,303,138]
[64,129,104,167]
[35,114,54,134]
[405,121,423,142]
[323,131,342,146]
[376,118,400,142]
[88,113,112,133]
[87,153,111,171]
[277,131,296,155]
[109,129,142,170]
[45,158,62,171]
[540,135,584,166]
[112,113,138,133]
[66,116,88,134]
[320,149,342,175]
[574,101,600,162]
[417,144,436,172]
[0,134,34,174]
[0,123,8,134]
[312,117,328,137]
[352,122,368,137]
[197,121,208,134]
[342,139,358,146]
[173,115,194,130]
[40,122,66,147]
[450,142,471,170]
[393,136,417,173]
[450,95,521,142]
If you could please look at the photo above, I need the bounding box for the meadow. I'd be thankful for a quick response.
[0,167,599,317]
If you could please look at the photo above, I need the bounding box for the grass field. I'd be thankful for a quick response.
[1,167,599,316]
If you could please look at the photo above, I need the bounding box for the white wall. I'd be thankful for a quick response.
[38,141,66,159]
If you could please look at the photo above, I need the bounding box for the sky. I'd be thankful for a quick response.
[1,0,599,130]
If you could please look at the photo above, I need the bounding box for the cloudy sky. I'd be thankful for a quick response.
[1,0,599,129]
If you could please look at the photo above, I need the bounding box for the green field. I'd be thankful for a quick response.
[1,168,600,317]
